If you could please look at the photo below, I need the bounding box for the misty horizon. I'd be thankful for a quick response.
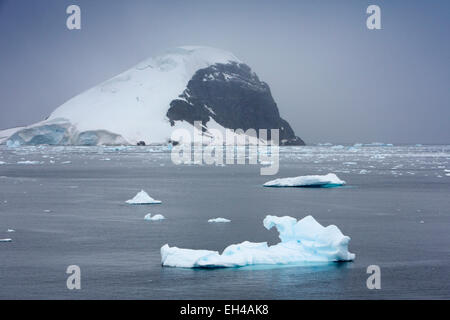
[0,0,449,144]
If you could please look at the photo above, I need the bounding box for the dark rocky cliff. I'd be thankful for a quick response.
[167,62,304,145]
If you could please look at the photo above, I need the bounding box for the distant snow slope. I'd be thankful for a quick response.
[1,47,241,145]
[49,46,240,144]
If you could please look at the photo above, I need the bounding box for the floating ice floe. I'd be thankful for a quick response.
[126,190,162,204]
[17,161,41,165]
[161,215,355,268]
[264,173,345,188]
[0,161,6,165]
[7,229,15,233]
[208,218,231,223]
[144,214,165,221]
[0,239,12,243]
[365,142,394,147]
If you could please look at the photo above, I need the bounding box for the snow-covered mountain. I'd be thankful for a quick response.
[0,46,304,146]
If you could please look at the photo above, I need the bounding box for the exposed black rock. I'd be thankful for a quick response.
[168,139,179,146]
[167,62,304,145]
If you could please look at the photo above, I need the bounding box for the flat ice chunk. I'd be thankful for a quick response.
[161,215,355,268]
[264,173,345,188]
[0,239,12,243]
[17,161,41,165]
[126,190,161,205]
[208,218,231,223]
[0,161,6,165]
[144,214,165,221]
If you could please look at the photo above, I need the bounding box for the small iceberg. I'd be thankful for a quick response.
[17,161,41,165]
[126,190,161,205]
[7,229,15,233]
[0,239,12,243]
[208,218,231,223]
[144,213,165,221]
[264,173,345,188]
[161,215,355,268]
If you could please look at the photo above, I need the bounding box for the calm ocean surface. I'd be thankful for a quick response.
[0,145,449,299]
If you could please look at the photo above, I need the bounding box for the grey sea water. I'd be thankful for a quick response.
[0,145,449,299]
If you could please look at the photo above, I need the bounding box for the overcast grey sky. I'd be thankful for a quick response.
[0,0,449,144]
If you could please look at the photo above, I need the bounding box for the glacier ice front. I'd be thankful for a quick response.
[264,173,346,188]
[5,118,128,146]
[161,215,355,268]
